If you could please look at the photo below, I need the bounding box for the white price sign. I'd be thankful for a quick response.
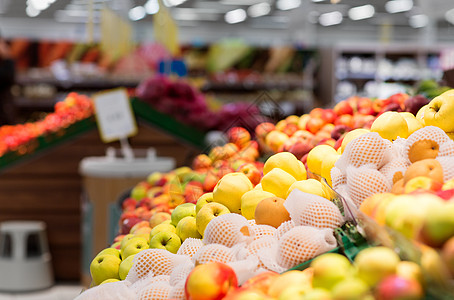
[93,88,138,143]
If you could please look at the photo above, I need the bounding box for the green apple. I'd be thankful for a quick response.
[310,253,354,290]
[149,212,172,228]
[121,236,149,259]
[120,234,136,251]
[279,285,309,300]
[119,254,136,280]
[171,203,196,226]
[176,216,202,241]
[162,219,172,225]
[90,254,121,285]
[100,278,120,285]
[423,90,454,132]
[130,185,148,201]
[150,223,176,240]
[96,247,121,259]
[420,202,454,247]
[196,192,214,215]
[331,278,372,300]
[149,231,181,254]
[301,288,331,300]
[354,246,400,287]
[196,202,230,236]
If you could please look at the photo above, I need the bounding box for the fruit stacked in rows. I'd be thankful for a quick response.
[184,247,425,300]
[0,92,93,157]
[255,93,429,160]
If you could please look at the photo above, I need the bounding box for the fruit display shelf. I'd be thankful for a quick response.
[0,117,97,172]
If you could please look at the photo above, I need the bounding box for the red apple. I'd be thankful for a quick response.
[241,271,279,295]
[404,95,430,116]
[334,100,354,115]
[223,287,269,300]
[310,108,324,119]
[331,125,351,140]
[238,163,262,186]
[321,109,337,123]
[282,123,299,137]
[122,198,137,210]
[227,127,251,149]
[203,172,220,192]
[333,137,344,150]
[436,189,454,201]
[317,138,336,148]
[292,130,314,144]
[306,118,326,134]
[192,154,212,170]
[255,122,275,141]
[334,114,354,128]
[185,262,238,300]
[184,181,205,204]
[373,98,391,113]
[280,138,313,160]
[375,275,423,300]
[120,217,143,235]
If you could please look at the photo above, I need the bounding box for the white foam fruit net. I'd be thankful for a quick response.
[439,140,454,157]
[176,238,204,259]
[203,213,252,247]
[276,226,337,269]
[346,165,391,208]
[193,243,237,265]
[227,256,263,285]
[169,260,194,286]
[74,281,135,300]
[404,126,450,163]
[130,274,170,295]
[125,249,190,284]
[379,158,409,186]
[436,156,454,182]
[168,281,186,300]
[284,189,344,229]
[331,166,346,189]
[138,281,172,300]
[274,220,296,240]
[247,236,278,257]
[336,132,392,172]
[250,224,276,241]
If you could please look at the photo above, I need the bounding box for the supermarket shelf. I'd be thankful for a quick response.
[131,98,207,150]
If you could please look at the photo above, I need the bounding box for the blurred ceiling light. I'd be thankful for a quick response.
[319,11,343,26]
[276,0,301,11]
[348,4,375,21]
[26,5,40,17]
[225,8,247,24]
[409,14,428,28]
[385,0,413,14]
[145,0,159,15]
[27,0,52,11]
[311,0,324,2]
[129,6,146,21]
[221,0,264,5]
[248,2,271,18]
[446,8,454,25]
[162,0,187,7]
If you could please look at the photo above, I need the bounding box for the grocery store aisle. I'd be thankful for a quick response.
[0,285,83,300]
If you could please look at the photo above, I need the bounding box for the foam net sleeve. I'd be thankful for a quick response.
[276,226,337,270]
[168,281,186,300]
[193,243,237,265]
[346,165,392,208]
[379,158,410,186]
[256,242,286,273]
[202,213,252,247]
[336,132,392,172]
[437,156,454,182]
[169,260,194,287]
[331,166,347,190]
[274,220,296,240]
[250,224,276,241]
[284,189,344,229]
[74,281,135,300]
[130,274,170,296]
[176,238,204,259]
[138,281,172,300]
[404,126,450,162]
[227,256,261,285]
[125,249,190,283]
[439,140,454,157]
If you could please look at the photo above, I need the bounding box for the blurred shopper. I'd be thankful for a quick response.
[0,31,16,125]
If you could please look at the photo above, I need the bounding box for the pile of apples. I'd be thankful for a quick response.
[0,92,93,157]
[185,246,425,300]
[255,92,430,161]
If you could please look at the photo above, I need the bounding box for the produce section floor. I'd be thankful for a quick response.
[0,284,83,300]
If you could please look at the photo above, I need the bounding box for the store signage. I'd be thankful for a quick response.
[93,88,137,143]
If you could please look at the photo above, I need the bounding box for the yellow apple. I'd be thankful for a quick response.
[213,172,253,214]
[371,111,409,141]
[263,152,307,180]
[306,145,338,176]
[340,128,370,153]
[311,253,354,290]
[354,246,400,287]
[261,168,296,199]
[415,104,428,125]
[331,278,371,300]
[266,130,289,153]
[396,261,423,285]
[320,154,341,187]
[99,278,120,285]
[119,254,135,280]
[149,212,171,228]
[287,179,327,199]
[240,189,275,220]
[298,114,311,129]
[150,223,176,240]
[423,89,454,132]
[96,248,121,259]
[268,270,312,298]
[399,112,423,135]
[121,236,149,259]
[195,192,214,214]
[176,216,202,241]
